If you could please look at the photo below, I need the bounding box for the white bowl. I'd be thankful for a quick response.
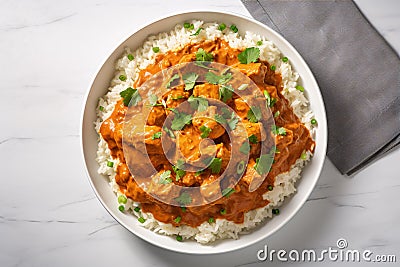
[81,11,327,254]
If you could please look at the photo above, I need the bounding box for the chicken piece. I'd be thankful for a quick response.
[181,172,198,187]
[215,143,231,170]
[176,125,203,162]
[164,85,191,110]
[192,106,225,139]
[178,54,195,64]
[200,176,221,202]
[234,63,267,84]
[233,97,251,119]
[147,106,166,126]
[193,83,219,99]
[144,125,164,154]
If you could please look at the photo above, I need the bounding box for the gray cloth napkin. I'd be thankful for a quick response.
[241,0,400,175]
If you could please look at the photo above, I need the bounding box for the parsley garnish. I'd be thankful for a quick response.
[271,125,287,136]
[249,134,258,144]
[188,95,208,112]
[199,125,212,138]
[219,84,234,102]
[191,27,204,36]
[222,187,235,197]
[195,48,213,61]
[239,141,250,154]
[247,106,262,123]
[166,74,180,88]
[254,153,274,175]
[171,110,192,130]
[120,87,141,107]
[151,131,162,140]
[175,192,192,206]
[182,72,199,90]
[209,158,222,174]
[238,47,260,64]
[158,170,172,184]
[205,71,232,85]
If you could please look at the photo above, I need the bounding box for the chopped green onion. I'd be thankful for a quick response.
[220,208,227,215]
[134,206,140,212]
[118,195,127,204]
[274,111,280,118]
[256,40,263,46]
[267,185,273,191]
[127,54,134,61]
[107,161,114,167]
[311,118,317,125]
[184,22,190,28]
[208,217,215,223]
[282,57,288,62]
[118,205,125,212]
[174,216,182,223]
[301,152,307,160]
[119,75,127,81]
[230,24,238,33]
[270,65,276,71]
[218,23,226,31]
[138,217,146,223]
[296,85,304,92]
[176,235,183,242]
[181,206,186,212]
[152,47,160,53]
[99,106,104,111]
[272,208,280,215]
[151,131,162,140]
[237,160,245,174]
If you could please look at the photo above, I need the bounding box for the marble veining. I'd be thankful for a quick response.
[0,0,399,266]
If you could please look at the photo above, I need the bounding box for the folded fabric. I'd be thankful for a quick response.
[241,0,400,175]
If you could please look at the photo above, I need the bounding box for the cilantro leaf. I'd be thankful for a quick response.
[249,134,258,144]
[271,125,287,136]
[219,84,234,102]
[163,126,175,138]
[238,47,260,64]
[214,114,227,125]
[209,158,222,174]
[172,165,186,181]
[191,27,204,36]
[148,94,161,107]
[182,72,199,90]
[151,131,162,140]
[171,110,192,131]
[227,112,239,130]
[194,61,217,70]
[175,192,192,206]
[195,48,213,61]
[188,95,208,112]
[166,73,180,88]
[254,153,274,175]
[199,125,212,138]
[222,187,235,198]
[205,71,232,85]
[247,106,262,123]
[120,87,142,107]
[158,170,172,184]
[239,141,250,154]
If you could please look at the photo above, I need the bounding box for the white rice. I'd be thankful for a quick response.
[94,20,315,244]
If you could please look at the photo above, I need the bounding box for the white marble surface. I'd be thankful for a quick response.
[1,0,399,266]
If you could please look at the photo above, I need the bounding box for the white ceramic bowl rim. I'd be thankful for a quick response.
[81,10,327,255]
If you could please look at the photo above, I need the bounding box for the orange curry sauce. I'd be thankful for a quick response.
[100,39,315,227]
